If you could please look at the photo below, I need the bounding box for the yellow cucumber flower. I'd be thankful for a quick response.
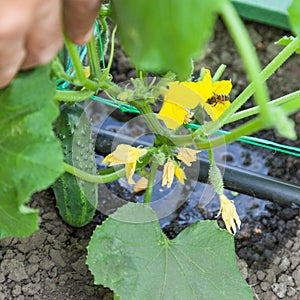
[162,160,186,188]
[103,144,147,184]
[162,160,175,188]
[182,69,232,121]
[157,69,232,129]
[217,194,241,234]
[176,147,200,167]
[157,81,202,129]
[174,165,187,184]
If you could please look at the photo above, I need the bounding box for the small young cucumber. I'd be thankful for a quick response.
[52,103,98,227]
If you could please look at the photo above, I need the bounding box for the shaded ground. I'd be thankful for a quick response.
[1,20,300,299]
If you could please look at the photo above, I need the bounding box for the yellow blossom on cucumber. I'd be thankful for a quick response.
[103,144,147,184]
[174,165,187,184]
[157,81,202,129]
[183,69,232,121]
[162,159,186,188]
[217,194,241,234]
[162,160,175,188]
[157,69,232,129]
[176,148,200,167]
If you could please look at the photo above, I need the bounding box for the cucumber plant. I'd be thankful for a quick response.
[1,0,300,299]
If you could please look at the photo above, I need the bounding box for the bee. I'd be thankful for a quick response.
[207,93,230,107]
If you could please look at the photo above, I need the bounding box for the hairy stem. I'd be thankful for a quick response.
[220,0,271,125]
[54,90,94,102]
[144,160,159,205]
[202,34,300,135]
[87,35,102,79]
[64,35,99,91]
[228,91,300,123]
[64,163,125,183]
[195,117,264,149]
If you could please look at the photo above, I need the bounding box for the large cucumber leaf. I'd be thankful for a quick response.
[111,0,219,80]
[87,202,252,300]
[0,66,63,238]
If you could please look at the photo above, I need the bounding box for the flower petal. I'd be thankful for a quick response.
[218,194,241,235]
[103,144,147,166]
[176,148,200,166]
[204,100,231,121]
[162,160,175,188]
[182,69,213,101]
[157,101,188,129]
[162,81,202,109]
[126,162,136,184]
[212,80,232,95]
[174,166,187,185]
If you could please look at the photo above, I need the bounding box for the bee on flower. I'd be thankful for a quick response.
[157,68,232,129]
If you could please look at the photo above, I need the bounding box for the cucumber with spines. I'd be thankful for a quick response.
[52,103,98,227]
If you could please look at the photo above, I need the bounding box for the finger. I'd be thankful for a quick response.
[0,39,26,88]
[22,0,63,69]
[63,0,101,45]
[0,0,38,87]
[0,0,38,36]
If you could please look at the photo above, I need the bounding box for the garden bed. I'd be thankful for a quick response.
[0,20,299,300]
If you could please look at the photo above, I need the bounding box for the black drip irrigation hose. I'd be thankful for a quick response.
[94,128,300,208]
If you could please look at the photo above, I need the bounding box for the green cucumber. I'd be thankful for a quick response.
[52,103,98,227]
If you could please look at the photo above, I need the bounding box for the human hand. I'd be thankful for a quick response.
[0,0,101,88]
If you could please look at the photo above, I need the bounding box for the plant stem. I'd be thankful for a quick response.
[132,101,206,147]
[133,101,170,137]
[144,160,159,205]
[221,37,300,126]
[64,35,99,91]
[87,35,102,79]
[202,34,300,136]
[220,0,271,124]
[99,25,117,85]
[195,117,264,149]
[64,163,125,183]
[208,148,214,164]
[169,133,195,146]
[212,64,227,82]
[132,101,205,147]
[51,57,82,86]
[54,90,94,102]
[228,90,300,123]
[280,96,300,115]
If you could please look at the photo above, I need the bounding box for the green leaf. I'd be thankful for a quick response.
[275,36,300,54]
[288,0,300,35]
[0,66,63,238]
[111,0,219,80]
[87,203,252,300]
